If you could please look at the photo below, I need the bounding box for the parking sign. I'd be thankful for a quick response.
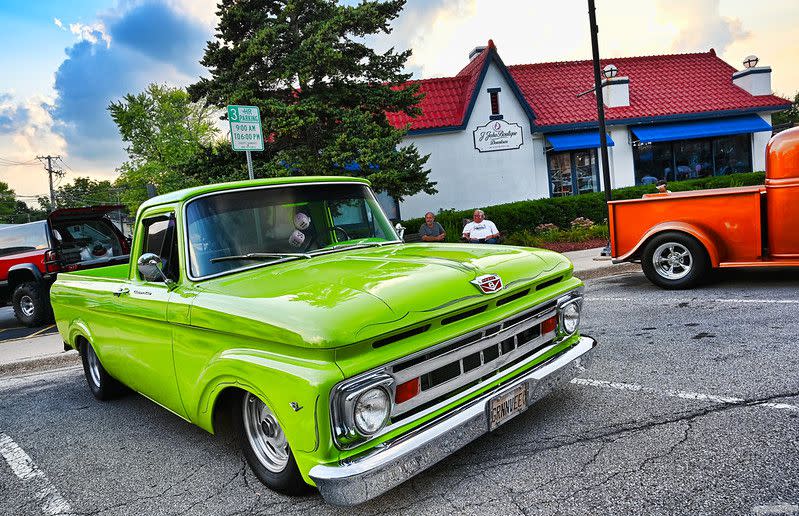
[227,105,264,151]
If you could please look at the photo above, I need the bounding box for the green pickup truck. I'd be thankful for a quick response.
[51,177,597,505]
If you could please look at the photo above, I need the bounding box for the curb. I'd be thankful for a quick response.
[0,351,80,377]
[574,262,641,280]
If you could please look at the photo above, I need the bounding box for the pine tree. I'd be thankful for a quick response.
[187,0,435,200]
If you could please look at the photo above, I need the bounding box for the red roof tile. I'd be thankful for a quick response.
[386,43,490,131]
[388,46,790,132]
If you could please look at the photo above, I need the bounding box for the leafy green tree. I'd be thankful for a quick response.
[54,177,118,208]
[0,182,18,223]
[773,91,799,127]
[109,83,220,210]
[187,0,435,201]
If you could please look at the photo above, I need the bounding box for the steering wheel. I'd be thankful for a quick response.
[333,226,351,242]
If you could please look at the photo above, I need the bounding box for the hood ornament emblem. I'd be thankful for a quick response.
[471,274,503,294]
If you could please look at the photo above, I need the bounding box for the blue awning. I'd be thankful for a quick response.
[630,114,771,143]
[546,131,615,152]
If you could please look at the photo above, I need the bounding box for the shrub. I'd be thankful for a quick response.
[402,172,765,242]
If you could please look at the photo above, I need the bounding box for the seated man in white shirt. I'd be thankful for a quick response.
[462,209,500,244]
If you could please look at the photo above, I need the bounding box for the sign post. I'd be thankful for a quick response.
[227,105,264,180]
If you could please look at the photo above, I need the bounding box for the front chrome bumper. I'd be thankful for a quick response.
[310,335,597,506]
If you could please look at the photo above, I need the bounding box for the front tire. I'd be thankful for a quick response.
[236,392,309,496]
[80,341,124,401]
[12,282,51,327]
[641,232,709,289]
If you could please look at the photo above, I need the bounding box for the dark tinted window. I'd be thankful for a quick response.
[141,215,179,282]
[0,222,49,257]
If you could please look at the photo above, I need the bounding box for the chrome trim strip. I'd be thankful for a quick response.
[391,329,557,416]
[310,335,598,506]
[391,310,555,385]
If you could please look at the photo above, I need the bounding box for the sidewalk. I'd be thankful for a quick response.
[563,246,641,280]
[0,333,78,376]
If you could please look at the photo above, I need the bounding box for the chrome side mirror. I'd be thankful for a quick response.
[394,222,406,241]
[138,253,169,283]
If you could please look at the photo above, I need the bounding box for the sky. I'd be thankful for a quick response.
[0,0,797,202]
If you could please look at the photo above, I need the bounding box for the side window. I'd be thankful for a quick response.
[141,214,179,282]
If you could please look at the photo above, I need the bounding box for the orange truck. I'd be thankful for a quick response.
[608,126,799,289]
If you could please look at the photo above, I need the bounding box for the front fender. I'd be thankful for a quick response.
[191,348,343,456]
[618,221,720,266]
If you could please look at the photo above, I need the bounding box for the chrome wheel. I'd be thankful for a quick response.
[653,242,692,280]
[19,295,35,317]
[243,394,289,473]
[86,345,101,387]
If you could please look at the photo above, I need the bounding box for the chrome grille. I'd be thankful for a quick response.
[389,301,559,419]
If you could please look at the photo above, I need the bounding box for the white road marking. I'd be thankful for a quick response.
[0,433,74,515]
[571,378,799,413]
[591,296,799,305]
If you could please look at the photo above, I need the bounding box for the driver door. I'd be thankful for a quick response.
[110,209,186,417]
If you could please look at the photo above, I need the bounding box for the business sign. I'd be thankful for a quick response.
[473,119,523,153]
[227,105,264,151]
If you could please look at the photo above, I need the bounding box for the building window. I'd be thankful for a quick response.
[548,149,600,197]
[487,87,501,118]
[633,134,752,184]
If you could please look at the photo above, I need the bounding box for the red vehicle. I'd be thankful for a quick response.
[609,127,799,289]
[0,206,130,326]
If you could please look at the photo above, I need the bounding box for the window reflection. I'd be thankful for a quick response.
[548,149,600,197]
[633,133,752,185]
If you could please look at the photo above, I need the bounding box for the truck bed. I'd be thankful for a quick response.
[61,263,129,280]
[608,185,765,264]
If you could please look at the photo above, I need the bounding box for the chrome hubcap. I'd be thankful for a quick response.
[653,243,692,280]
[86,345,101,387]
[243,394,289,473]
[19,296,35,317]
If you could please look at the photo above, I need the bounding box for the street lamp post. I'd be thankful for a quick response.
[587,0,613,256]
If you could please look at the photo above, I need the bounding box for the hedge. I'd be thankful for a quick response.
[402,172,766,242]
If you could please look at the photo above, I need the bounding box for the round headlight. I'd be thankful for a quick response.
[562,303,580,334]
[353,387,390,435]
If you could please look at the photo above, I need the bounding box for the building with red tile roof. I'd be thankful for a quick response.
[395,41,790,219]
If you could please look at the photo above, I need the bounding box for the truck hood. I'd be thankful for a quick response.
[189,243,571,349]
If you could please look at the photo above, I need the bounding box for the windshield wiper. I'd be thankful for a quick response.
[210,252,312,263]
[314,241,403,254]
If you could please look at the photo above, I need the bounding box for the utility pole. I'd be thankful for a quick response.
[36,155,62,211]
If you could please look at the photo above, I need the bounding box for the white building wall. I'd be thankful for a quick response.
[400,63,546,219]
[752,112,772,171]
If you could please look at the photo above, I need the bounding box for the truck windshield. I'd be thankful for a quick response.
[185,183,399,278]
[0,222,49,257]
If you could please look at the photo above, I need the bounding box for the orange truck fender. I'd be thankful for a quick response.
[614,221,720,267]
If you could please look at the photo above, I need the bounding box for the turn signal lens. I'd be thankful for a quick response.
[541,315,558,335]
[395,378,420,404]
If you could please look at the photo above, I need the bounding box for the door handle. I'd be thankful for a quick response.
[113,287,130,297]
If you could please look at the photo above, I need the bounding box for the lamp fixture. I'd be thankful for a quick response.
[743,55,759,69]
[602,64,618,79]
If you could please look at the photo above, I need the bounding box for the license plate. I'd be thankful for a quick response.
[488,384,528,431]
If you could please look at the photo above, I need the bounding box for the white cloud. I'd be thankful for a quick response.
[69,22,112,47]
[656,0,750,54]
[54,18,65,30]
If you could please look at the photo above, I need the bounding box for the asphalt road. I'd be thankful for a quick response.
[1,268,798,516]
[0,306,58,342]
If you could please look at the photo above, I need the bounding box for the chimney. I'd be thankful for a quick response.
[468,46,487,61]
[732,55,772,96]
[600,64,629,108]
